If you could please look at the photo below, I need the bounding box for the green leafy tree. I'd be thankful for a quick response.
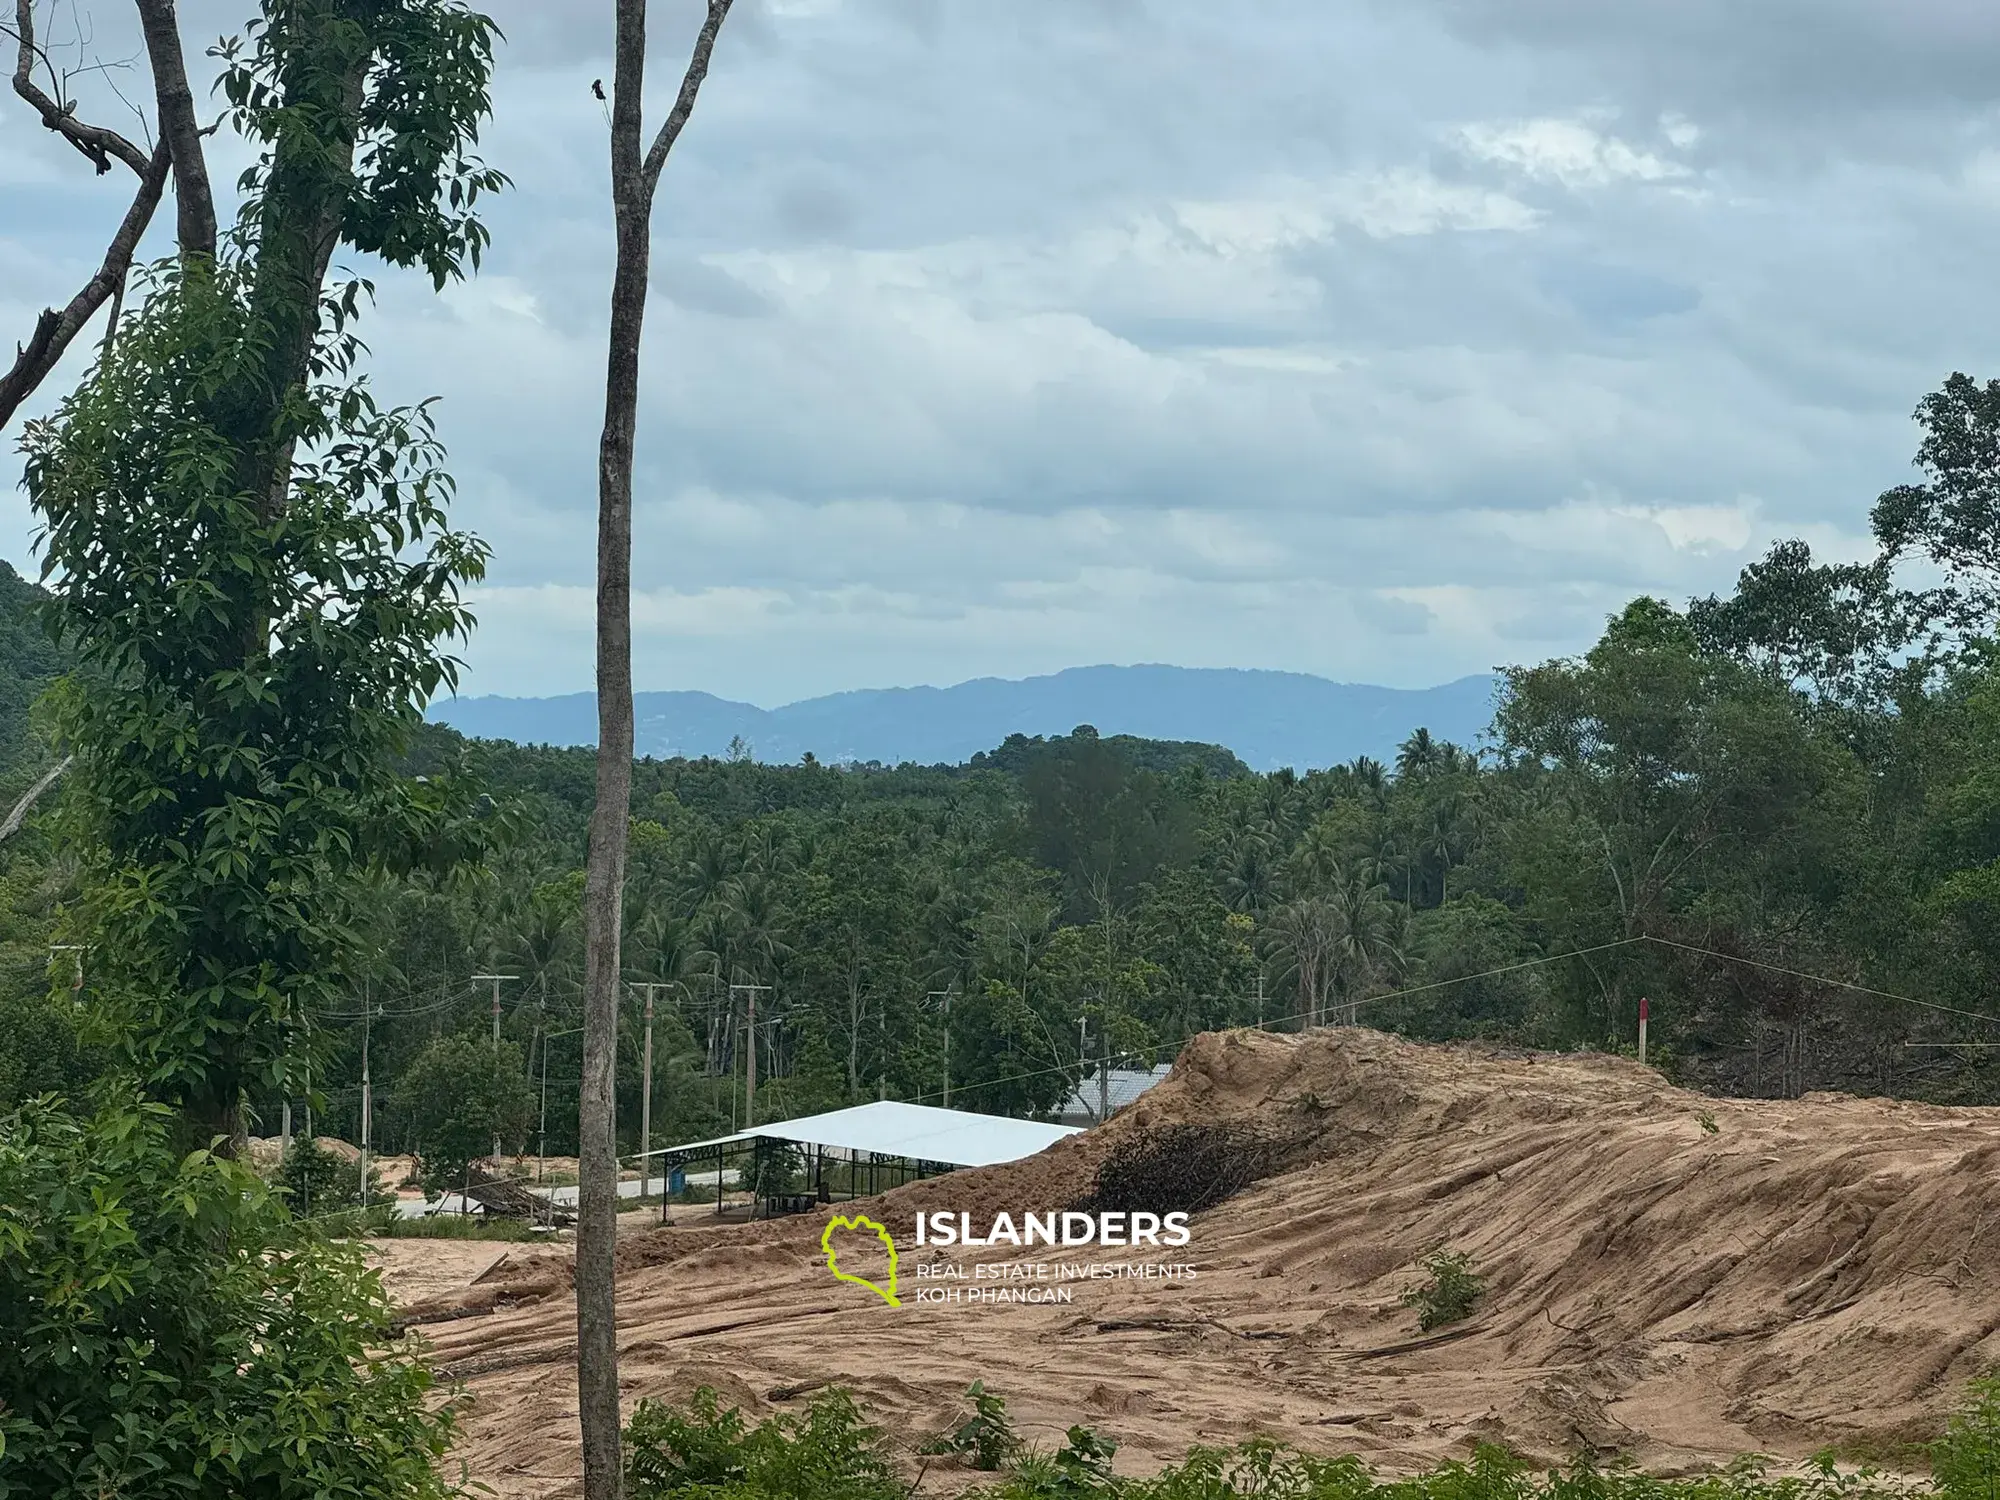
[22,0,505,1150]
[397,1032,534,1197]
[0,1096,460,1498]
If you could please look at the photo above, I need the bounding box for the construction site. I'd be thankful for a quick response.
[375,1026,2000,1496]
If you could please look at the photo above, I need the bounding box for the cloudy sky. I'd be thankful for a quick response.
[5,0,2000,703]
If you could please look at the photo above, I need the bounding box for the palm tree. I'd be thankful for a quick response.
[683,832,739,914]
[1396,728,1441,781]
[1263,896,1343,1028]
[1223,833,1280,917]
[1326,867,1403,1025]
[1289,817,1346,896]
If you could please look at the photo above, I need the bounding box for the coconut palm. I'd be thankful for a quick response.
[1396,727,1441,780]
[1263,896,1344,1027]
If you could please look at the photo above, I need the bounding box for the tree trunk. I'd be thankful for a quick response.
[580,6,732,1498]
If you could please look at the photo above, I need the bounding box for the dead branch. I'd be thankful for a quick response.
[9,0,150,174]
[0,755,71,843]
[0,135,169,430]
[1,0,181,431]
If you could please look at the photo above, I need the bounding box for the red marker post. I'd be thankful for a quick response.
[1638,996,1649,1066]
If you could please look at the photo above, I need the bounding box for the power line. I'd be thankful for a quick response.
[906,933,2000,1107]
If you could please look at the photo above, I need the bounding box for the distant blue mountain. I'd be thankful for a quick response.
[431,665,1500,773]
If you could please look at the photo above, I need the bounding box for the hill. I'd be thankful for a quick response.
[410,1026,2000,1491]
[430,665,1498,771]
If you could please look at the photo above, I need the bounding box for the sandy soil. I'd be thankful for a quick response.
[364,1240,521,1306]
[395,1028,2000,1497]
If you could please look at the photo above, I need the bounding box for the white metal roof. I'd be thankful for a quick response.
[1059,1063,1174,1122]
[643,1100,1081,1170]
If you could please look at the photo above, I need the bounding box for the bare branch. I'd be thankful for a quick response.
[638,0,732,199]
[132,0,214,256]
[9,0,149,173]
[0,132,170,430]
[0,756,71,844]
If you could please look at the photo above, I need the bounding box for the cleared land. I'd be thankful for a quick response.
[394,1028,2000,1496]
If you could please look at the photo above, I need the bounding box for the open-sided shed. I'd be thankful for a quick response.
[640,1101,1081,1217]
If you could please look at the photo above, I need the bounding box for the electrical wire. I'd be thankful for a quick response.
[904,932,2000,1107]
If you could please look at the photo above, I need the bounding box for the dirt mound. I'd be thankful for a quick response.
[410,1028,2000,1497]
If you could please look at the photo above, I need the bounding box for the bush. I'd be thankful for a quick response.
[997,1426,1120,1499]
[625,1385,900,1500]
[1934,1374,2000,1500]
[278,1134,387,1218]
[616,1380,1991,1500]
[0,1094,461,1499]
[1399,1249,1485,1332]
[921,1381,1021,1470]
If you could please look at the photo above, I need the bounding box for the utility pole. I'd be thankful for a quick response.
[359,998,376,1209]
[539,1025,583,1185]
[301,1010,313,1215]
[1078,1015,1091,1120]
[1098,1035,1110,1122]
[50,943,84,1007]
[926,987,955,1107]
[732,983,772,1127]
[279,1010,293,1161]
[471,974,517,1165]
[633,983,667,1201]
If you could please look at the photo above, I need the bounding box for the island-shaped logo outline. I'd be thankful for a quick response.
[821,1213,901,1307]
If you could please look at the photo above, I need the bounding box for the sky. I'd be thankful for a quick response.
[4,0,2000,705]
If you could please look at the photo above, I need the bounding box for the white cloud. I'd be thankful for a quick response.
[1458,116,1689,188]
[2,0,1990,708]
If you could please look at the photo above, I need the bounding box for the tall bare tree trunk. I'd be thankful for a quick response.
[580,5,732,1497]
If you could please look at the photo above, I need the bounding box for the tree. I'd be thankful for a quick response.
[1874,372,2000,635]
[582,3,734,1496]
[21,0,505,1151]
[397,1032,533,1198]
[0,1096,459,1498]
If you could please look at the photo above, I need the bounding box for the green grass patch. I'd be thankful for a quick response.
[370,1214,550,1241]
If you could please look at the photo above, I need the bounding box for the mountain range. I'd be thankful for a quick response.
[430,665,1500,772]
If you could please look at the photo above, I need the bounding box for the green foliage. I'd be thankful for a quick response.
[23,253,490,1136]
[615,1385,1966,1500]
[277,1133,384,1217]
[625,1385,899,1500]
[1933,1375,2000,1500]
[0,1095,461,1499]
[0,560,68,791]
[920,1382,1022,1470]
[396,1032,534,1197]
[1400,1249,1485,1332]
[374,1212,542,1240]
[991,1432,1120,1499]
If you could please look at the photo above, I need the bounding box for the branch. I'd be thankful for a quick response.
[638,0,732,199]
[10,0,150,173]
[0,132,170,431]
[132,0,214,256]
[0,755,71,843]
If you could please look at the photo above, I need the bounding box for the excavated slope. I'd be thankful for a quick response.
[413,1028,2000,1497]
